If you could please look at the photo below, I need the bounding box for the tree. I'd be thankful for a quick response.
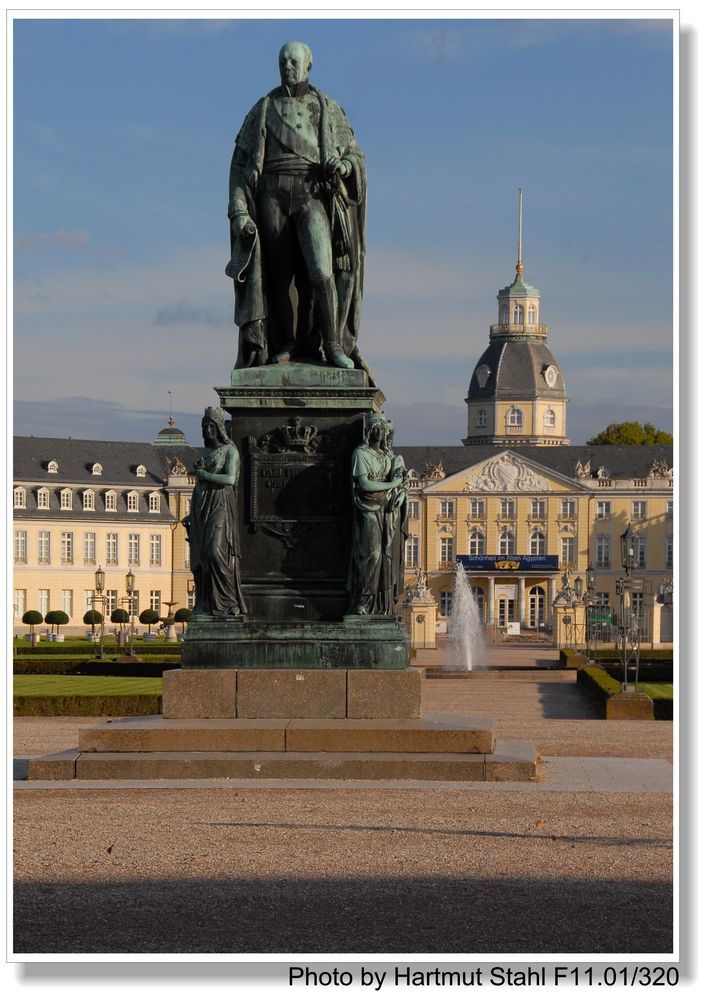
[111,608,130,633]
[174,607,191,636]
[139,608,160,635]
[83,609,104,639]
[22,609,43,640]
[45,610,69,636]
[586,421,673,446]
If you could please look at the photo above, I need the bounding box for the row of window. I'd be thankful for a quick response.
[500,304,538,325]
[14,486,165,513]
[419,499,672,521]
[475,408,557,430]
[436,498,578,519]
[13,587,179,619]
[404,532,673,569]
[13,529,191,568]
[437,587,646,621]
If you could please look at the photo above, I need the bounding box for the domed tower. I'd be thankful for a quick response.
[153,416,187,446]
[463,190,570,446]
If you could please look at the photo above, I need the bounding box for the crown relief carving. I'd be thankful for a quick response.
[464,453,549,492]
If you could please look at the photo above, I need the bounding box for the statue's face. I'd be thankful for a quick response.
[202,419,217,445]
[279,42,310,87]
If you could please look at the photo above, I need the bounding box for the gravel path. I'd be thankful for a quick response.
[13,675,673,955]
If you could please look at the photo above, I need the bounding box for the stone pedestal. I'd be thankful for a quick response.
[216,363,383,623]
[181,363,410,672]
[606,691,654,720]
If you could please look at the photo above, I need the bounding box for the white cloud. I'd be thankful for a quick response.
[14,229,90,253]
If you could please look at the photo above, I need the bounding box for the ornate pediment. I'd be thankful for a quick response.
[464,453,549,492]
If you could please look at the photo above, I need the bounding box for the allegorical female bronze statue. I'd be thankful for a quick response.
[183,407,246,619]
[348,412,408,615]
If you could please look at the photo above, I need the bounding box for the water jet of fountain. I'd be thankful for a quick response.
[444,562,486,671]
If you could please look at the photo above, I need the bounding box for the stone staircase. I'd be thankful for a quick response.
[26,712,537,783]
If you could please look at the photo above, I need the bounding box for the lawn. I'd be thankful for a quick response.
[14,675,162,696]
[640,682,673,700]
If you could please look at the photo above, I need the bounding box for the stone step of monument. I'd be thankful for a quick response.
[26,740,537,783]
[77,712,496,755]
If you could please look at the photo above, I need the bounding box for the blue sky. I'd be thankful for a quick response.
[12,14,675,445]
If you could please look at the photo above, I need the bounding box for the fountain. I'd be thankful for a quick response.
[445,562,486,671]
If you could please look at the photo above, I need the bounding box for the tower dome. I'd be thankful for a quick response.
[153,416,187,446]
[463,190,570,446]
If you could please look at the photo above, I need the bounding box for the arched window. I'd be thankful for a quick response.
[507,407,523,427]
[529,586,546,628]
[127,490,139,512]
[60,488,73,510]
[83,490,95,511]
[513,303,524,324]
[136,465,147,478]
[544,408,556,427]
[476,409,487,428]
[37,487,50,510]
[530,530,546,555]
[91,463,103,476]
[501,305,509,324]
[499,529,515,555]
[47,460,58,474]
[148,492,161,513]
[528,304,537,325]
[13,486,26,508]
[468,529,485,556]
[105,490,117,512]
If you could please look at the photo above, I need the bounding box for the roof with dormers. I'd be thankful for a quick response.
[13,437,199,521]
[467,338,567,401]
[398,445,673,484]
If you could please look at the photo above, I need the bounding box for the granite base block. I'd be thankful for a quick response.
[347,668,422,719]
[237,669,347,719]
[162,668,237,719]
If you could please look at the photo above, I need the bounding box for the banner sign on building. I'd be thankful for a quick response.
[457,554,559,572]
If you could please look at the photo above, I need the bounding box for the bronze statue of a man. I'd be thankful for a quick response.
[226,41,368,374]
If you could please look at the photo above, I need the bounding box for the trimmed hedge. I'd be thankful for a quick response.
[13,693,162,716]
[602,664,673,684]
[578,666,673,720]
[14,657,179,676]
[13,642,181,657]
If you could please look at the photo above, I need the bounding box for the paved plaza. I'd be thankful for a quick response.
[13,649,674,956]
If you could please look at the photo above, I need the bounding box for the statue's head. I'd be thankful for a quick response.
[202,406,231,445]
[279,40,313,88]
[364,411,386,444]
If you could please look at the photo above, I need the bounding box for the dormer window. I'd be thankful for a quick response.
[513,304,524,324]
[136,465,147,478]
[14,486,26,508]
[47,460,58,474]
[91,463,103,476]
[37,487,50,510]
[83,490,96,511]
[60,488,73,510]
[127,490,139,512]
[507,407,523,428]
[544,408,556,427]
[148,492,161,513]
[105,490,117,512]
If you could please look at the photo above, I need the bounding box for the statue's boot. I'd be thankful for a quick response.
[313,276,354,370]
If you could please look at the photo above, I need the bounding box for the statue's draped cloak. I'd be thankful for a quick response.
[227,86,367,363]
[189,444,246,617]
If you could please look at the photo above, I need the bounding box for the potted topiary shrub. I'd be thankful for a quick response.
[45,609,69,642]
[174,607,191,639]
[83,609,104,641]
[139,608,160,641]
[22,609,43,646]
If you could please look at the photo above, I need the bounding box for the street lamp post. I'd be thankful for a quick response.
[94,565,106,660]
[616,522,641,692]
[582,563,597,661]
[125,569,135,655]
